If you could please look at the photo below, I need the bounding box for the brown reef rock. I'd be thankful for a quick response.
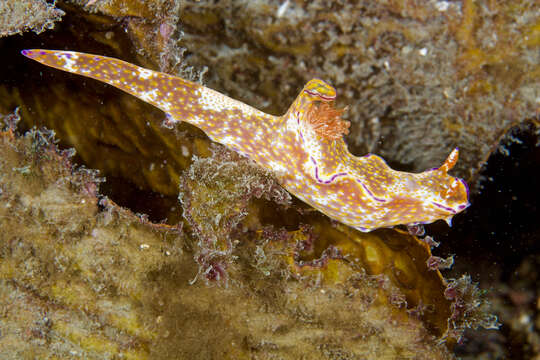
[0,113,478,359]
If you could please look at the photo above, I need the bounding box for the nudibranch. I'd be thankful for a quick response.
[22,49,470,232]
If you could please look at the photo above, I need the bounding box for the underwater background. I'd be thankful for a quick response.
[0,0,538,359]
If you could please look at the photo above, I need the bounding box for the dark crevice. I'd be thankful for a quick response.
[426,120,539,358]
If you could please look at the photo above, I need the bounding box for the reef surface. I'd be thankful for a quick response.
[0,0,538,358]
[0,115,477,359]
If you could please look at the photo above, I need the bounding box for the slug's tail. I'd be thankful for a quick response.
[21,49,201,119]
[21,49,277,158]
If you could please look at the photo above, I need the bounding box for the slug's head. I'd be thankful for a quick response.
[290,79,350,140]
[413,149,470,225]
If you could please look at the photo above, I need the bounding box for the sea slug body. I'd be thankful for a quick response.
[22,49,470,232]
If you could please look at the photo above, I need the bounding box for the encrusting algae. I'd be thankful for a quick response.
[0,0,63,37]
[0,110,498,359]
